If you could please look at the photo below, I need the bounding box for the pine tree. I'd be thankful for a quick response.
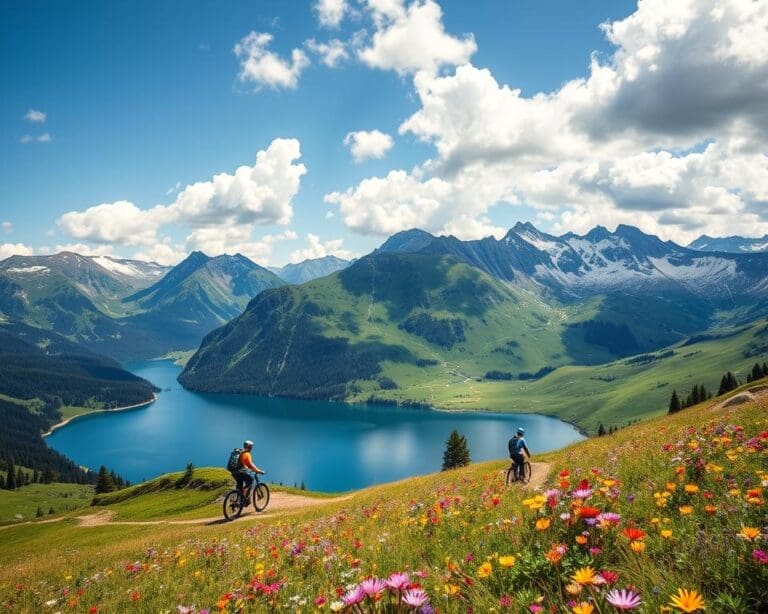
[16,467,25,487]
[6,461,16,490]
[109,470,118,489]
[442,430,471,470]
[41,466,55,484]
[95,466,114,494]
[36,506,43,518]
[300,481,306,491]
[752,363,764,382]
[178,462,194,486]
[718,372,739,396]
[762,362,768,377]
[700,384,708,402]
[668,390,681,414]
[597,423,606,437]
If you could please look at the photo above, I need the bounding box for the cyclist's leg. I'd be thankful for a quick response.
[241,473,254,505]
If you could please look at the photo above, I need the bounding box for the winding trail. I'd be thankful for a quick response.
[2,463,552,530]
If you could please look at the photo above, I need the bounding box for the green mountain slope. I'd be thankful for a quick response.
[179,253,654,399]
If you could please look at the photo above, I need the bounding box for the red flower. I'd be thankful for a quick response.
[600,570,619,584]
[622,527,646,541]
[559,469,570,478]
[577,506,601,519]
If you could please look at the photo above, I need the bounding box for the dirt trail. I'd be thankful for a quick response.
[711,385,768,412]
[73,492,352,527]
[525,462,552,491]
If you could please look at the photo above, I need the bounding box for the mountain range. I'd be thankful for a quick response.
[271,255,351,284]
[688,234,768,254]
[180,223,768,429]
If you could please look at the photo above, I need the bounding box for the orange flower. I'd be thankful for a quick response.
[572,566,597,585]
[703,505,717,515]
[622,527,646,541]
[536,518,551,531]
[477,562,492,578]
[660,529,673,539]
[575,535,588,545]
[499,555,516,568]
[571,603,594,614]
[684,484,699,494]
[678,505,694,515]
[738,526,761,541]
[668,588,705,612]
[630,541,646,553]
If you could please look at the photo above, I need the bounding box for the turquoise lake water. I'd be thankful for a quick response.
[45,360,584,492]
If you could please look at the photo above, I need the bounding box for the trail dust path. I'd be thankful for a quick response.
[711,384,768,412]
[73,491,353,527]
[524,462,551,491]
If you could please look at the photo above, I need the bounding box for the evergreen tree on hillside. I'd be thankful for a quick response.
[718,372,739,396]
[95,466,115,494]
[41,466,55,484]
[442,430,471,470]
[749,362,764,383]
[763,362,768,377]
[668,390,681,414]
[6,460,16,490]
[597,423,606,436]
[177,462,194,486]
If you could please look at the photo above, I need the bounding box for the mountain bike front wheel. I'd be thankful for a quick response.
[253,482,270,512]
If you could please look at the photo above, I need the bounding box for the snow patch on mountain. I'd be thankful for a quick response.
[5,266,49,274]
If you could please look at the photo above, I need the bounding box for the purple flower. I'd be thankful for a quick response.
[402,588,429,608]
[361,577,386,597]
[606,588,642,610]
[596,512,621,527]
[342,585,366,606]
[572,488,593,500]
[386,572,410,591]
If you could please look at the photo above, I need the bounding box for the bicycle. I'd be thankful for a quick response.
[505,458,532,486]
[222,472,271,521]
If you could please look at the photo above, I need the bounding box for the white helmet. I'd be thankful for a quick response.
[244,440,254,448]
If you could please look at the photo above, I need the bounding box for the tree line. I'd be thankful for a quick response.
[668,361,768,415]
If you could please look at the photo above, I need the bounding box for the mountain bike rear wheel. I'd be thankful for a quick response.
[223,490,244,520]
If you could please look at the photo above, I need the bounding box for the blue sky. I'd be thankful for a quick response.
[2,0,767,265]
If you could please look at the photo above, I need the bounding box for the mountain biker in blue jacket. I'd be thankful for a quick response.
[508,428,531,480]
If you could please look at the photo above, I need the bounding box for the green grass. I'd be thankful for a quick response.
[0,483,93,523]
[353,317,768,432]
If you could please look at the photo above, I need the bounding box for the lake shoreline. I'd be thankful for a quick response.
[41,394,159,438]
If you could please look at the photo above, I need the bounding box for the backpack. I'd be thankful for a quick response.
[226,448,243,472]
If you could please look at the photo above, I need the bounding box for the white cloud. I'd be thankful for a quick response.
[37,133,52,143]
[0,243,34,260]
[24,109,46,123]
[330,0,768,244]
[358,0,476,75]
[167,138,306,227]
[315,0,348,28]
[165,181,182,196]
[57,139,307,253]
[58,200,167,247]
[19,133,52,144]
[289,233,355,262]
[1,222,11,233]
[305,38,349,68]
[235,31,310,90]
[343,129,394,162]
[133,243,187,266]
[186,228,298,265]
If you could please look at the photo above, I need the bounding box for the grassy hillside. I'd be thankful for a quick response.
[2,382,767,611]
[0,483,93,524]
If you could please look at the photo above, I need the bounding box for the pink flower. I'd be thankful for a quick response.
[314,596,326,606]
[386,572,411,591]
[753,549,768,564]
[361,578,386,597]
[606,588,642,610]
[572,488,593,500]
[342,585,366,606]
[528,606,544,613]
[499,595,512,607]
[402,588,429,608]
[177,607,194,614]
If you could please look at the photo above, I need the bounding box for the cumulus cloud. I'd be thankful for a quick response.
[53,243,117,257]
[24,109,46,123]
[358,0,476,75]
[235,31,310,90]
[329,0,768,244]
[167,138,306,227]
[0,243,34,260]
[343,129,394,161]
[133,243,187,266]
[305,38,349,67]
[289,233,355,262]
[315,0,348,28]
[20,133,52,144]
[58,200,167,247]
[58,139,307,260]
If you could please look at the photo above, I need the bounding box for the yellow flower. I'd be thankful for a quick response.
[498,555,516,568]
[477,562,493,578]
[536,518,551,531]
[738,526,761,541]
[572,566,596,585]
[669,588,706,612]
[679,505,694,515]
[661,529,673,539]
[565,582,583,596]
[444,584,460,596]
[571,602,595,614]
[684,484,699,494]
[630,541,646,553]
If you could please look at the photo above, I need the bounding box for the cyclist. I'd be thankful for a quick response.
[233,440,264,506]
[508,428,531,481]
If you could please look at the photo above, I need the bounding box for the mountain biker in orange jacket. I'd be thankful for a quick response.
[235,440,264,506]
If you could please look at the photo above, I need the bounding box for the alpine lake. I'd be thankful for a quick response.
[46,360,584,492]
